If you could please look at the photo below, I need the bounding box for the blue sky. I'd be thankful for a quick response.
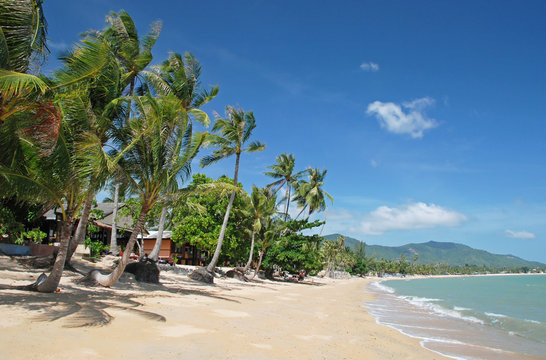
[43,1,546,262]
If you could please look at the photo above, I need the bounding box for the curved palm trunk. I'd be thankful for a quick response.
[36,220,74,292]
[149,205,167,261]
[206,153,240,273]
[66,191,94,264]
[88,204,149,287]
[109,183,120,256]
[243,229,256,273]
[249,249,265,280]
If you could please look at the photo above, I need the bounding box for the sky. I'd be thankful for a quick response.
[42,0,546,263]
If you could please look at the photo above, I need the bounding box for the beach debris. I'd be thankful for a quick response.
[188,267,214,283]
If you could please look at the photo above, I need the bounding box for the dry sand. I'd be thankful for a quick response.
[0,255,447,360]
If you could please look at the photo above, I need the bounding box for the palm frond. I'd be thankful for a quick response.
[0,69,48,97]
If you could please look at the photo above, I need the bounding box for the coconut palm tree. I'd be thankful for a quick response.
[265,153,305,221]
[293,167,333,219]
[65,11,162,261]
[243,186,277,273]
[249,216,283,280]
[194,106,265,279]
[144,52,217,261]
[81,93,207,287]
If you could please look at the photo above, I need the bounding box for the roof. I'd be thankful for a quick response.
[137,230,172,240]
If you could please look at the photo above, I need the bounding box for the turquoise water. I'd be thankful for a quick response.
[367,275,546,359]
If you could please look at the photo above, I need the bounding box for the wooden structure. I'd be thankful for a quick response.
[139,231,206,265]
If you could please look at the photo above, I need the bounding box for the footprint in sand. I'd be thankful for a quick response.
[213,309,249,318]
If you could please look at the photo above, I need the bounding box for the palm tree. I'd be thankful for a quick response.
[144,52,217,261]
[294,167,333,219]
[249,216,283,280]
[195,106,265,278]
[82,94,206,287]
[243,186,277,273]
[265,153,305,221]
[66,11,162,261]
[101,10,162,97]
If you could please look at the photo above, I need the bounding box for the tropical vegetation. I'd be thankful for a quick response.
[0,2,341,291]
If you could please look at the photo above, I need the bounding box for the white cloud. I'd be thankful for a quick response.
[370,159,378,168]
[505,229,536,239]
[360,202,467,235]
[360,62,379,72]
[367,97,438,138]
[48,40,69,51]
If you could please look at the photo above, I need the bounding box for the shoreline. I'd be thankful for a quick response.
[0,255,447,360]
[367,275,546,360]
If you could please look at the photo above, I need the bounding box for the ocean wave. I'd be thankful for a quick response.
[485,312,508,318]
[370,281,395,293]
[453,306,471,311]
[400,296,484,324]
[524,319,540,324]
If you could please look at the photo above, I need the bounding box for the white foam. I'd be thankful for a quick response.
[453,306,471,311]
[524,319,540,324]
[370,281,395,293]
[400,296,484,324]
[485,312,507,318]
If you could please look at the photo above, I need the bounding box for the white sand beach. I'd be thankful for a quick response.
[0,255,447,360]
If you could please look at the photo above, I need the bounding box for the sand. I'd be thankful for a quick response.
[0,255,447,360]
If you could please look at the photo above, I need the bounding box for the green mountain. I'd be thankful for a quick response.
[323,233,545,268]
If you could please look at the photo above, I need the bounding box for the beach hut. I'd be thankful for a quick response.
[137,231,206,265]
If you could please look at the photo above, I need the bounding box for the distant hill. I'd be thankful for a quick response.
[323,233,545,268]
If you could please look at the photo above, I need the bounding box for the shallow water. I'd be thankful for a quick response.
[366,275,546,360]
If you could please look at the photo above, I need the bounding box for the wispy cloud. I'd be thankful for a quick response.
[367,97,438,138]
[48,40,70,51]
[360,61,379,72]
[360,202,467,235]
[505,229,536,239]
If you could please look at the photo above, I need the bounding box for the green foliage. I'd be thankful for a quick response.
[84,236,107,258]
[0,206,24,239]
[171,174,251,264]
[262,219,324,275]
[320,235,355,272]
[15,228,46,244]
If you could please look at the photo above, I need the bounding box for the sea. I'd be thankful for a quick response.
[366,275,546,360]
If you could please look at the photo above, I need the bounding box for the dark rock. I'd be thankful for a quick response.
[225,268,248,282]
[124,258,160,284]
[188,267,214,283]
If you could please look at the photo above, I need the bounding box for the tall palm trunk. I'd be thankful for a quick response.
[243,229,255,272]
[249,249,265,280]
[87,203,150,287]
[109,183,120,255]
[37,219,75,292]
[295,204,307,220]
[206,153,240,273]
[284,183,291,221]
[65,191,94,264]
[149,205,167,261]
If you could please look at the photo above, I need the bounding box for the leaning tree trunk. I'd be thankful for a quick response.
[149,205,167,261]
[36,219,75,292]
[109,182,120,256]
[205,153,240,274]
[294,204,307,220]
[243,229,256,273]
[82,205,149,287]
[249,249,265,280]
[66,191,94,264]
